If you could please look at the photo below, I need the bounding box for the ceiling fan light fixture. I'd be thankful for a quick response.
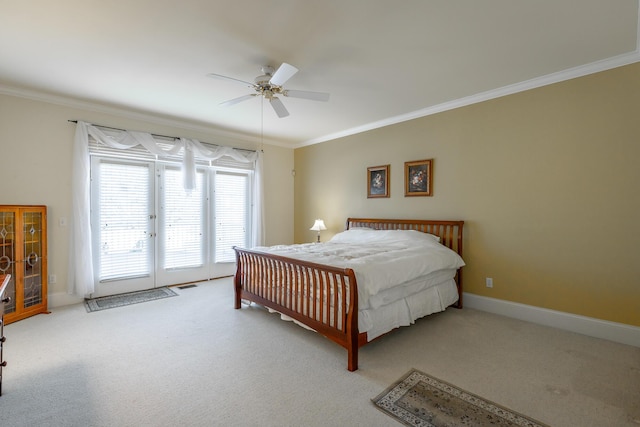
[254,75,272,86]
[210,62,330,118]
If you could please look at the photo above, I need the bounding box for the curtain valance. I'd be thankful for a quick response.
[82,121,259,190]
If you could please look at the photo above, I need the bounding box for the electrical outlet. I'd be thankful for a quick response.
[49,274,57,284]
[485,277,493,288]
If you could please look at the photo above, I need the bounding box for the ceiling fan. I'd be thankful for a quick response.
[207,63,330,118]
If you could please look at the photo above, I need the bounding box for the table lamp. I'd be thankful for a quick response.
[309,219,327,243]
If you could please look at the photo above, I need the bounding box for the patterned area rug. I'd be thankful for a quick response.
[85,287,178,312]
[373,369,549,427]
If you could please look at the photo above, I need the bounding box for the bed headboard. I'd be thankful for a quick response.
[346,218,464,256]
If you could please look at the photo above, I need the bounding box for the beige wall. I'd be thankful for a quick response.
[0,94,294,306]
[294,62,640,327]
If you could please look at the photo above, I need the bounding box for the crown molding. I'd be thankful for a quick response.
[3,46,639,151]
[297,49,640,148]
[0,84,291,149]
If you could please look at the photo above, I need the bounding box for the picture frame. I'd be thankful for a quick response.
[367,165,390,198]
[404,159,433,197]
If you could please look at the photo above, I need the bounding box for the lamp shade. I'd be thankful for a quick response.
[309,219,327,231]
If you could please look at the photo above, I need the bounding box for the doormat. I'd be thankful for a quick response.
[85,287,178,312]
[372,369,549,427]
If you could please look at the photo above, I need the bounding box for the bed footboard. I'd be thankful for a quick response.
[233,247,360,371]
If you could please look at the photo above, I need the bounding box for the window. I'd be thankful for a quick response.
[97,160,152,281]
[89,138,254,294]
[162,167,205,270]
[215,171,249,263]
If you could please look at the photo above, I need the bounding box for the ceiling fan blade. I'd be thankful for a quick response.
[207,73,254,88]
[269,97,290,118]
[269,63,298,86]
[219,94,256,107]
[283,89,330,102]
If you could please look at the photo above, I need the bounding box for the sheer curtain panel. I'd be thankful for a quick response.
[68,121,264,297]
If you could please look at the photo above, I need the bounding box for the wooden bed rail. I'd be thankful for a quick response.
[233,218,464,371]
[233,247,360,371]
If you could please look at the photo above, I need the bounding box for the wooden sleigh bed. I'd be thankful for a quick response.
[233,218,464,371]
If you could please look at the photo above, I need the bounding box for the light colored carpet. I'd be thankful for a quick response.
[1,277,639,427]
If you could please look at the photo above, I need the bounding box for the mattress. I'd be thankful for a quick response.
[364,268,457,310]
[360,278,459,340]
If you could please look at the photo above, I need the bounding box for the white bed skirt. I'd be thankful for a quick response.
[360,278,459,340]
[265,276,459,342]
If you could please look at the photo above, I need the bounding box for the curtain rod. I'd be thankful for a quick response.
[67,120,257,153]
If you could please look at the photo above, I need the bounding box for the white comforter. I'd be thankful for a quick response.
[253,229,465,307]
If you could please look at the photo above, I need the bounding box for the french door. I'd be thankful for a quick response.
[90,157,250,297]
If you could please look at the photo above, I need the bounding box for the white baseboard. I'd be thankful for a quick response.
[463,292,640,348]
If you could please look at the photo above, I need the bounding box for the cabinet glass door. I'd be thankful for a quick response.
[21,211,44,309]
[0,212,15,315]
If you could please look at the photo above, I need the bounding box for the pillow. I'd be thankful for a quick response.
[329,229,376,243]
[350,228,441,242]
[424,233,441,242]
[389,230,440,243]
[330,228,441,244]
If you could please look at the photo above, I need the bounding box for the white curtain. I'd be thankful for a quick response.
[68,121,264,297]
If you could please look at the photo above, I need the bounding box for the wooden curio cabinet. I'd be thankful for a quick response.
[0,205,48,324]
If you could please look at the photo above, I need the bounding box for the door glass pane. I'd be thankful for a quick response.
[22,211,43,307]
[215,172,248,263]
[0,212,15,313]
[162,168,204,270]
[98,161,151,280]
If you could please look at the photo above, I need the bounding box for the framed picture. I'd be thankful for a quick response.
[405,159,433,197]
[367,165,390,198]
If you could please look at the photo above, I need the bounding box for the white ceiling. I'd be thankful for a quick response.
[1,1,639,148]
